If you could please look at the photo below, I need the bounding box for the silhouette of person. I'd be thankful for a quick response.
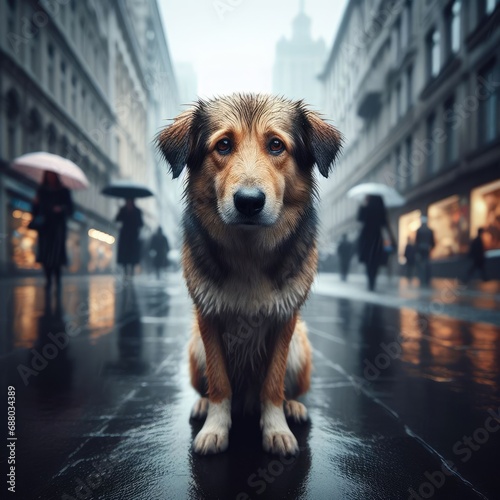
[357,195,395,291]
[149,227,170,279]
[415,215,435,287]
[404,237,416,281]
[32,171,73,307]
[337,233,353,282]
[115,198,143,276]
[465,228,488,283]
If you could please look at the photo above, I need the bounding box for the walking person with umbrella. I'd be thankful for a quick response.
[348,183,403,291]
[357,195,396,291]
[11,152,89,309]
[149,227,170,280]
[31,171,74,305]
[101,180,154,278]
[115,199,144,277]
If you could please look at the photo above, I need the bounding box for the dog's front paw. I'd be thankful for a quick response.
[192,399,231,455]
[190,397,209,420]
[193,429,229,455]
[262,429,299,456]
[285,400,308,423]
[261,401,299,456]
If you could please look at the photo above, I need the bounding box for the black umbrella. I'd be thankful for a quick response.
[101,180,154,199]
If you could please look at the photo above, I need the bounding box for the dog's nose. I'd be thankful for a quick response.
[233,188,266,216]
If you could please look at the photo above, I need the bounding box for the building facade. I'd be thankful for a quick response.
[273,0,327,110]
[0,0,179,275]
[320,0,500,278]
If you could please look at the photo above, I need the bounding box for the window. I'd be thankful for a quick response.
[394,17,401,63]
[47,44,55,94]
[405,0,413,45]
[451,1,461,54]
[428,195,469,259]
[396,82,402,119]
[478,61,499,145]
[81,89,86,128]
[60,60,66,106]
[444,97,458,164]
[395,146,404,191]
[406,65,413,109]
[470,180,500,251]
[406,136,415,186]
[446,1,461,57]
[479,0,498,18]
[71,75,77,116]
[427,29,440,79]
[427,114,437,175]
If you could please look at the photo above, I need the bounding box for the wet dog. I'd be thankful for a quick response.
[157,94,342,456]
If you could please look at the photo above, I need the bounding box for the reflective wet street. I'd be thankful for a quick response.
[1,273,500,500]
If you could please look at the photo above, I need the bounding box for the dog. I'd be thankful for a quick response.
[157,94,342,456]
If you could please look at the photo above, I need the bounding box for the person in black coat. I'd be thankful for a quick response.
[465,228,488,282]
[32,171,74,305]
[404,237,416,281]
[115,199,144,276]
[337,233,353,282]
[415,216,435,287]
[357,195,395,291]
[149,227,170,279]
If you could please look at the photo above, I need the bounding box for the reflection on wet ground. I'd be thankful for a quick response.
[1,274,499,499]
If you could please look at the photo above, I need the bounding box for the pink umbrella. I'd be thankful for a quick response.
[11,152,89,190]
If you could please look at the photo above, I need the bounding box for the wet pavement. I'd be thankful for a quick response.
[1,273,500,500]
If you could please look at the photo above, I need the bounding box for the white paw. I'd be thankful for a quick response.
[262,429,299,456]
[285,400,308,423]
[193,429,229,454]
[261,401,299,456]
[191,397,209,420]
[192,399,231,455]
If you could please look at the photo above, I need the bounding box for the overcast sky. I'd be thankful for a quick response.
[159,0,348,98]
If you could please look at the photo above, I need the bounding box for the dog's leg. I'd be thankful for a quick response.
[285,319,311,423]
[260,315,299,456]
[192,311,232,455]
[188,328,209,420]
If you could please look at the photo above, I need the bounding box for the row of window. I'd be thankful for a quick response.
[426,0,500,81]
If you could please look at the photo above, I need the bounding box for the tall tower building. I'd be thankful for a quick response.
[272,0,327,110]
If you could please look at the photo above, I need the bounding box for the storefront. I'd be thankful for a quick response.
[7,194,85,274]
[470,179,500,254]
[9,198,40,271]
[427,195,469,260]
[87,228,115,273]
[398,209,421,264]
[397,176,500,277]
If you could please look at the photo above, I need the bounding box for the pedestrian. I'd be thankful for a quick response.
[404,237,416,281]
[415,215,435,287]
[149,227,170,279]
[464,228,488,283]
[357,195,396,291]
[31,171,74,307]
[337,233,353,281]
[115,198,144,277]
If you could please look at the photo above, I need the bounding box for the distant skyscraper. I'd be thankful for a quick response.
[272,0,326,109]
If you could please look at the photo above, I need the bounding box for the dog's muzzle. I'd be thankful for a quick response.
[233,188,266,217]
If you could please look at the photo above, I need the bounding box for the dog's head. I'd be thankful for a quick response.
[157,94,342,232]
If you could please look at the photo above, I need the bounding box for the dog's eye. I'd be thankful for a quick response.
[216,138,232,155]
[268,138,285,154]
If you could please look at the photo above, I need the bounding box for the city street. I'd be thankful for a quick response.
[1,273,499,499]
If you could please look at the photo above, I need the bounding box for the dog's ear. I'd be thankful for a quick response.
[156,108,196,179]
[298,110,342,178]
